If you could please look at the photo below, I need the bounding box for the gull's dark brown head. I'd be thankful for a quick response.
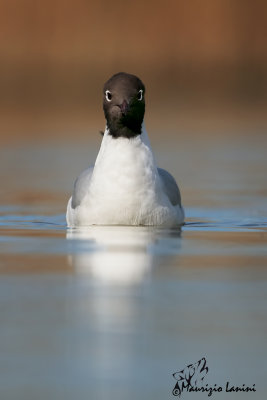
[103,72,145,139]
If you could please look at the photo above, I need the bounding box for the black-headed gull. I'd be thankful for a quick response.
[67,72,184,227]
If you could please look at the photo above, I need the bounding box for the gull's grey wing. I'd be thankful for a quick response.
[158,167,181,207]
[71,166,94,209]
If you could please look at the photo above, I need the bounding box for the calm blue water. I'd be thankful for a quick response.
[0,135,266,399]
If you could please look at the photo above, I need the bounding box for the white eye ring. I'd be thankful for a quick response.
[137,89,143,101]
[105,90,112,102]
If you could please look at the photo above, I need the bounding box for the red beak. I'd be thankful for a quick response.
[120,100,129,115]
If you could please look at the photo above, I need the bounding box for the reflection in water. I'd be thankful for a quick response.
[64,226,183,399]
[67,226,182,284]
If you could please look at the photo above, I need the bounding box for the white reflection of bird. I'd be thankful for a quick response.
[66,72,184,227]
[67,226,155,284]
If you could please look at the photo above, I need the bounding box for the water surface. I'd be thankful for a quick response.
[0,133,266,399]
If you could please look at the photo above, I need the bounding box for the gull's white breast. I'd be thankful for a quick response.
[67,127,184,227]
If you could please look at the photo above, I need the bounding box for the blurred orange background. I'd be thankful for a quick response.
[0,0,266,143]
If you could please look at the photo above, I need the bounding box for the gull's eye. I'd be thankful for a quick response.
[105,90,112,102]
[137,89,143,101]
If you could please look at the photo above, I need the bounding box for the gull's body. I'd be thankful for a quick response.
[66,72,184,227]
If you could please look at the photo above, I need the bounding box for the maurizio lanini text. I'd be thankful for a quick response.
[174,382,256,397]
